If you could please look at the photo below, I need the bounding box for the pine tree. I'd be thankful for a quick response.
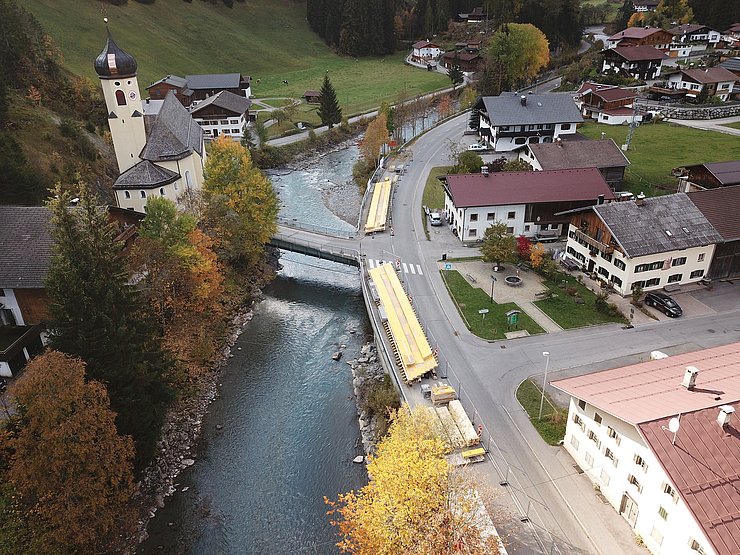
[318,74,342,128]
[448,63,464,88]
[616,0,635,30]
[45,185,172,469]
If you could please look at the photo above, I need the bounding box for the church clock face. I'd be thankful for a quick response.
[129,90,137,101]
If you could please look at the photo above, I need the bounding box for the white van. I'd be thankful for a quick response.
[429,212,442,226]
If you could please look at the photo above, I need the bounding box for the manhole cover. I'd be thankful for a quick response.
[707,329,716,333]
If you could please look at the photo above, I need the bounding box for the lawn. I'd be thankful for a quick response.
[516,378,567,446]
[440,270,545,340]
[579,121,740,196]
[723,122,740,131]
[23,0,448,117]
[422,166,451,211]
[533,272,627,329]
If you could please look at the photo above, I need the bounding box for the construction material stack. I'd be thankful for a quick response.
[448,399,480,447]
[431,384,457,406]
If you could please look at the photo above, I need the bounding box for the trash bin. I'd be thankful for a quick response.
[442,253,447,261]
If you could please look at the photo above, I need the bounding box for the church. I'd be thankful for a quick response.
[94,27,206,212]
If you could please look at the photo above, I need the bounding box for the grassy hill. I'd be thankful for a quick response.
[20,0,447,115]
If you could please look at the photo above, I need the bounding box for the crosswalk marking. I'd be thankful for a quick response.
[366,259,423,277]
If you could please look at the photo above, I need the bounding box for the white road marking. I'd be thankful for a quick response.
[402,262,409,274]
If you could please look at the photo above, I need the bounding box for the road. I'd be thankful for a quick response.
[346,111,740,554]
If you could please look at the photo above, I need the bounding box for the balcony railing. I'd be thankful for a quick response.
[575,229,614,254]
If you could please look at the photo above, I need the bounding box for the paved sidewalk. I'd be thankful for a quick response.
[669,114,740,137]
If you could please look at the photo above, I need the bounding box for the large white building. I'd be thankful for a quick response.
[561,194,721,295]
[442,168,615,243]
[552,343,740,555]
[473,92,583,152]
[95,29,206,213]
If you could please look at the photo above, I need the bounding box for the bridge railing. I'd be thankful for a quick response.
[277,217,357,239]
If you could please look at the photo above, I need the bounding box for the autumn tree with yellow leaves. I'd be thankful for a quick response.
[203,136,279,270]
[327,408,501,555]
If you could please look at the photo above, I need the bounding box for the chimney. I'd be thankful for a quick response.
[635,192,646,206]
[481,165,489,177]
[598,194,605,205]
[681,366,699,390]
[718,405,735,427]
[521,95,527,107]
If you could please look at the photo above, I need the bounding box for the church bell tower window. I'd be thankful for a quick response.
[115,89,126,106]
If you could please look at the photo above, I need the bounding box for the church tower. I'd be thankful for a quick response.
[94,21,147,174]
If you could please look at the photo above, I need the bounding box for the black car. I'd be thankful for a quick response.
[644,291,682,318]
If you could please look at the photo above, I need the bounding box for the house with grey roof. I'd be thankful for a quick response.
[95,31,206,213]
[519,138,630,190]
[473,92,583,152]
[145,73,251,107]
[189,90,252,140]
[561,193,722,295]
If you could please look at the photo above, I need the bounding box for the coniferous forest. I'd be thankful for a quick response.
[307,0,587,57]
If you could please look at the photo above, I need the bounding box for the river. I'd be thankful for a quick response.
[139,145,368,554]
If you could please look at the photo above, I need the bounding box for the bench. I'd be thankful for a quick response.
[663,284,681,293]
[466,273,477,284]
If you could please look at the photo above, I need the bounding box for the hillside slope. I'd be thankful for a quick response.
[20,0,447,114]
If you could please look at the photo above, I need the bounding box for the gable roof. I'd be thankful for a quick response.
[577,81,636,102]
[680,67,738,84]
[686,160,740,186]
[669,23,717,36]
[140,92,203,162]
[113,160,180,190]
[608,45,667,61]
[639,405,740,555]
[551,342,740,426]
[146,74,187,90]
[441,49,481,62]
[412,40,439,49]
[688,185,740,241]
[552,342,740,555]
[0,206,54,289]
[476,92,583,126]
[528,139,630,171]
[444,168,615,208]
[719,57,740,73]
[189,90,251,116]
[592,193,723,257]
[185,73,243,90]
[608,26,666,41]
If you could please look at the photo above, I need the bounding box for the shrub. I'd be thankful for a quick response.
[365,374,401,437]
[595,291,610,314]
[565,286,578,296]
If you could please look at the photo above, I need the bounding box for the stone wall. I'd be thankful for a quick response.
[637,102,740,120]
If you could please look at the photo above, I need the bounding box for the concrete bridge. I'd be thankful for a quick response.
[270,224,362,267]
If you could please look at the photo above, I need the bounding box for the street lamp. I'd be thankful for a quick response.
[490,276,496,304]
[538,351,550,421]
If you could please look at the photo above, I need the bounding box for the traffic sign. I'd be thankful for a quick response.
[478,309,489,314]
[444,263,452,270]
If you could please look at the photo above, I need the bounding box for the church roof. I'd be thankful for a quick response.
[140,92,203,162]
[94,30,137,79]
[113,160,180,190]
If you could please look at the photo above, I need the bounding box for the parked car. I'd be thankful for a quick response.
[644,291,682,318]
[429,212,442,226]
[467,143,486,151]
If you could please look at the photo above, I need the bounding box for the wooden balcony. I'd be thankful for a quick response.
[575,229,614,255]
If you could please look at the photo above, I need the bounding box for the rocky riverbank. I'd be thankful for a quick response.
[347,342,386,456]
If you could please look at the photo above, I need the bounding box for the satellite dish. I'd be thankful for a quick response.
[668,418,680,433]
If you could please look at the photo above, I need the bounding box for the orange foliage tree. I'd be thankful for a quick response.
[5,351,136,553]
[326,407,500,554]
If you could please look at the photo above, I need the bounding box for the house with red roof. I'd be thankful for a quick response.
[606,26,674,52]
[411,40,442,62]
[441,168,615,243]
[603,46,667,81]
[575,82,642,125]
[552,342,740,555]
[440,49,483,73]
[666,67,738,102]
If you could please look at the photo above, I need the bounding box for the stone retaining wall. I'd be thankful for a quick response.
[637,102,740,120]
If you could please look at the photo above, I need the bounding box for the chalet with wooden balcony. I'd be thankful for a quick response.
[473,92,583,152]
[561,194,722,296]
[688,185,740,280]
[677,160,740,192]
[606,27,673,52]
[574,82,640,125]
[602,46,666,81]
[146,73,251,108]
[666,67,738,101]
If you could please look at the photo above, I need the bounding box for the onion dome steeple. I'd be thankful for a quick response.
[94,18,137,79]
